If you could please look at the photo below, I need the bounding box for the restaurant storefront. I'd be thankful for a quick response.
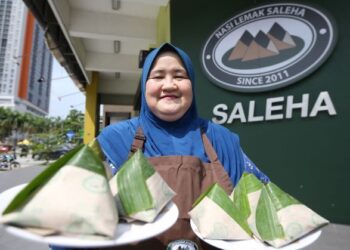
[170,0,349,224]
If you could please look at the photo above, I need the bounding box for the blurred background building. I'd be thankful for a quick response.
[0,0,52,116]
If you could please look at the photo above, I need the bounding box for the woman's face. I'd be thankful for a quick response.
[145,51,193,122]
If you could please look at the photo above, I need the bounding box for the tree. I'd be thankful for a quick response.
[0,107,84,146]
[63,109,84,143]
[0,107,23,143]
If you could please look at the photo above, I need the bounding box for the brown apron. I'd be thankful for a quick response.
[109,128,234,250]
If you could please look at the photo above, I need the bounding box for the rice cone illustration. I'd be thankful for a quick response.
[242,31,279,61]
[228,31,254,61]
[267,22,296,50]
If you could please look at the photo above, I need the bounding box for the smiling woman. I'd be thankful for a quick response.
[145,51,193,122]
[91,43,270,249]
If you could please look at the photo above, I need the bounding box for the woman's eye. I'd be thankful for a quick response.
[151,75,164,79]
[175,75,187,80]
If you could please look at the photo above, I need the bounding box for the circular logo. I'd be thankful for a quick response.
[201,3,337,92]
[82,175,108,193]
[167,239,198,250]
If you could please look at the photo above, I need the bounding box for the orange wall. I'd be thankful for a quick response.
[17,11,35,99]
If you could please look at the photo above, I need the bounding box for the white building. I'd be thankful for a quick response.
[0,0,52,116]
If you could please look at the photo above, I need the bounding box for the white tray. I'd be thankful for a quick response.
[0,183,178,248]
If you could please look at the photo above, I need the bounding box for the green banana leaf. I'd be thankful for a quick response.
[255,182,301,240]
[191,183,252,239]
[233,172,329,248]
[67,143,107,177]
[88,138,105,161]
[232,173,284,240]
[265,182,300,211]
[2,144,83,215]
[256,185,285,241]
[1,142,118,238]
[232,172,263,220]
[116,150,155,215]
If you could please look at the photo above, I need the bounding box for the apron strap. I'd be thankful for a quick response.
[129,127,146,154]
[200,130,221,164]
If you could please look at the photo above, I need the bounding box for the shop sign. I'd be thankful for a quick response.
[201,2,337,92]
[212,91,337,124]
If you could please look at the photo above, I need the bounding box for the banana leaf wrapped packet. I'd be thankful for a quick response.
[232,172,329,248]
[189,183,252,240]
[109,150,176,223]
[0,140,118,238]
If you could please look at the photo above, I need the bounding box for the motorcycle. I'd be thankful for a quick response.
[0,154,21,170]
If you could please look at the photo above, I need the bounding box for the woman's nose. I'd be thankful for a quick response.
[162,76,177,90]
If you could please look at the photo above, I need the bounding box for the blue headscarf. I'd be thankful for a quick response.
[137,43,206,158]
[98,43,269,185]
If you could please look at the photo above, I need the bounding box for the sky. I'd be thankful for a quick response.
[48,59,86,118]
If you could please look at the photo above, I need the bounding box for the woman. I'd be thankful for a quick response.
[98,43,268,249]
[51,43,268,250]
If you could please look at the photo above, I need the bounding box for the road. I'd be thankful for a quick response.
[15,154,53,168]
[0,157,50,250]
[0,154,53,171]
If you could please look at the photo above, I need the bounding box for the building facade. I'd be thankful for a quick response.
[0,0,52,116]
[171,0,349,223]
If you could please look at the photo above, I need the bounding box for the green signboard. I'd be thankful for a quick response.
[171,0,349,224]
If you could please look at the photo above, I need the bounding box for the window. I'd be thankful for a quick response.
[1,39,7,47]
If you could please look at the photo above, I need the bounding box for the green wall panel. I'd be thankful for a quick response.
[171,0,349,223]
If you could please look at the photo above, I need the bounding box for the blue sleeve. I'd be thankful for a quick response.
[97,118,138,175]
[242,151,270,183]
[105,157,118,176]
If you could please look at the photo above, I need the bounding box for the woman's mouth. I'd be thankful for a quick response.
[160,95,178,100]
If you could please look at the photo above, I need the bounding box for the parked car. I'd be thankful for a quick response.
[0,145,12,153]
[19,145,29,157]
[32,144,74,160]
[48,146,71,159]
